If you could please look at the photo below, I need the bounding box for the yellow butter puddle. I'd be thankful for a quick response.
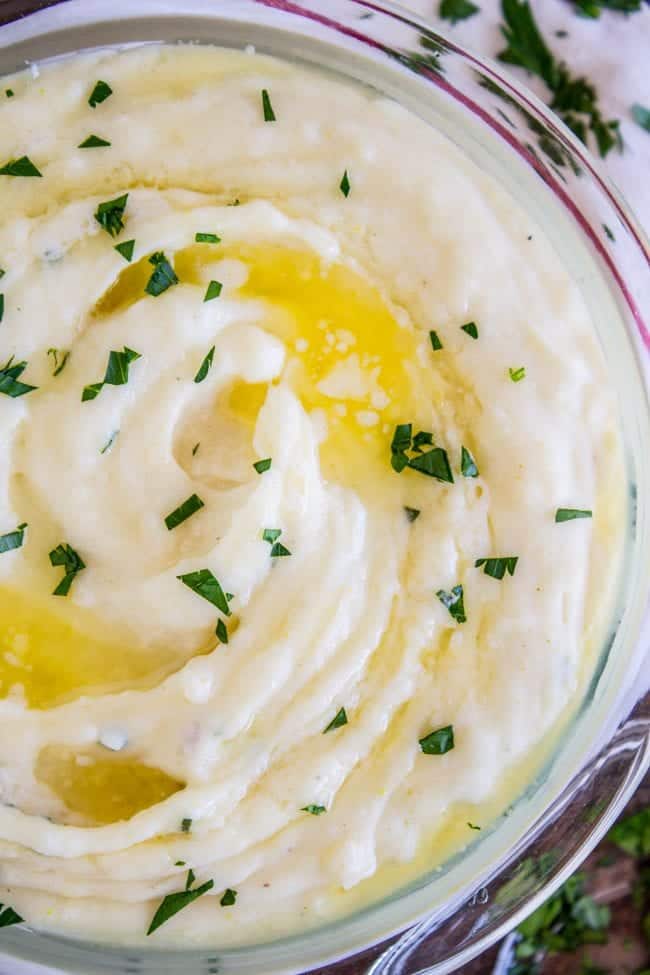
[35,746,183,825]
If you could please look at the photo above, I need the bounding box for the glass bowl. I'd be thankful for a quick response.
[0,2,648,974]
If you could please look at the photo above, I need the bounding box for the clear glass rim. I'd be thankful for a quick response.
[0,2,648,973]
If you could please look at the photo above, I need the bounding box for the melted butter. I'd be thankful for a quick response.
[35,746,183,825]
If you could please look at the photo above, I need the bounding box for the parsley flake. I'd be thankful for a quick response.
[195,232,221,244]
[509,366,526,382]
[390,424,453,483]
[460,446,479,478]
[5,90,14,98]
[0,904,23,928]
[82,346,141,401]
[603,224,616,242]
[194,346,215,383]
[419,725,454,755]
[78,134,111,148]
[165,494,205,531]
[178,570,231,616]
[631,103,650,132]
[47,348,70,376]
[204,280,222,302]
[0,156,42,177]
[436,585,466,624]
[253,458,272,474]
[0,294,4,323]
[0,523,27,555]
[215,619,228,645]
[114,239,135,262]
[94,194,128,237]
[408,448,454,482]
[220,888,237,907]
[475,556,519,579]
[555,508,592,522]
[192,442,200,456]
[461,321,479,340]
[185,869,195,891]
[404,506,421,523]
[262,88,276,122]
[88,80,113,108]
[145,251,178,297]
[49,543,85,596]
[302,805,327,815]
[570,0,643,15]
[440,0,480,24]
[99,430,119,454]
[323,707,348,733]
[468,822,481,830]
[147,878,214,935]
[181,818,192,833]
[263,528,291,558]
[340,169,351,198]
[429,330,443,351]
[0,357,38,397]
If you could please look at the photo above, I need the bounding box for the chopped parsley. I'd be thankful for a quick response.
[0,156,42,177]
[419,725,455,755]
[194,346,215,383]
[440,0,480,23]
[263,528,291,558]
[78,134,111,148]
[147,878,214,935]
[204,280,222,302]
[460,446,479,478]
[509,366,526,382]
[94,194,128,237]
[475,556,519,579]
[0,523,27,555]
[114,239,135,262]
[253,458,272,474]
[302,805,327,815]
[0,904,23,928]
[408,448,454,482]
[177,569,231,615]
[82,346,141,401]
[390,424,454,483]
[340,169,351,198]
[323,707,348,734]
[215,619,228,645]
[145,251,178,296]
[195,232,221,244]
[429,330,443,351]
[498,0,622,158]
[436,585,466,624]
[631,103,650,132]
[569,0,643,15]
[0,357,38,398]
[181,818,192,833]
[467,822,481,831]
[47,348,70,376]
[220,888,237,907]
[0,294,4,323]
[261,89,276,122]
[49,543,85,596]
[555,507,592,522]
[5,89,14,98]
[165,494,205,531]
[461,321,479,340]
[603,224,616,242]
[404,506,421,523]
[192,442,200,456]
[88,80,113,108]
[99,430,119,455]
[185,869,195,891]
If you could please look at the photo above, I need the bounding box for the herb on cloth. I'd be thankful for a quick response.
[440,0,480,23]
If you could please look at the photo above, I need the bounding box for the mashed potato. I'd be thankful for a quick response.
[0,44,623,945]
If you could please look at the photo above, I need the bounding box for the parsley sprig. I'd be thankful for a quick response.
[49,543,85,596]
[82,347,141,402]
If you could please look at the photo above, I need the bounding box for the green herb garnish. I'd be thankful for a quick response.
[253,458,272,474]
[468,822,481,830]
[404,506,421,523]
[147,878,214,935]
[195,232,221,244]
[461,321,479,340]
[390,423,453,483]
[185,869,195,891]
[192,443,200,456]
[82,346,141,401]
[498,0,622,158]
[460,446,479,478]
[0,904,23,928]
[391,423,413,473]
[194,346,215,383]
[5,90,14,98]
[177,570,231,616]
[569,0,643,16]
[408,448,454,482]
[436,585,466,624]
[204,280,222,302]
[181,818,192,833]
[419,725,454,755]
[99,430,119,454]
[220,888,237,907]
[215,619,228,645]
[165,494,205,531]
[302,805,327,815]
[440,0,480,23]
[0,156,42,177]
[94,194,128,237]
[47,348,70,376]
[262,89,276,122]
[145,251,178,296]
[475,556,519,579]
[603,224,616,242]
[0,523,27,555]
[0,357,38,398]
[263,528,291,558]
[49,543,85,596]
[78,134,111,148]
[323,707,348,733]
[88,80,113,108]
[631,103,650,132]
[114,239,135,262]
[555,508,592,522]
[0,294,4,323]
[429,330,443,351]
[340,169,351,198]
[509,366,526,382]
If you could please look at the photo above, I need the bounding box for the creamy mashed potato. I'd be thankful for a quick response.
[0,45,624,946]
